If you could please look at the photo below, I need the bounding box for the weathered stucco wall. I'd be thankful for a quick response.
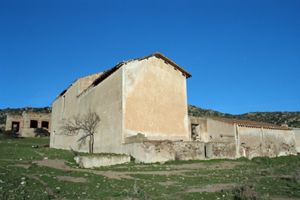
[206,119,236,143]
[188,117,296,160]
[5,114,23,131]
[78,68,123,153]
[173,141,205,160]
[205,142,236,159]
[189,117,207,142]
[124,141,205,163]
[238,126,262,158]
[50,76,89,149]
[238,126,296,158]
[74,154,131,168]
[123,57,189,141]
[292,128,300,153]
[50,69,123,154]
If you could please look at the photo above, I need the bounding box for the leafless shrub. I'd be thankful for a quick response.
[62,111,100,153]
[233,184,257,200]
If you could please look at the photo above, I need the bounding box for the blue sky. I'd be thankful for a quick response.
[0,0,299,114]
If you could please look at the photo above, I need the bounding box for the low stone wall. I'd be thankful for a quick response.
[74,154,131,168]
[205,142,236,159]
[124,141,175,163]
[238,127,297,159]
[124,141,206,163]
[173,141,205,160]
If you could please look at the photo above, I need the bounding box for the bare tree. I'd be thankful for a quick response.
[62,111,100,154]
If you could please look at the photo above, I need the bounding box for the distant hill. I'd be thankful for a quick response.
[1,106,299,129]
[189,105,300,128]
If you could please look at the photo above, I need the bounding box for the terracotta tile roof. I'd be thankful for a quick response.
[211,117,291,130]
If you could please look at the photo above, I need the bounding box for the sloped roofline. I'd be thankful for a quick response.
[57,52,191,99]
[91,52,191,88]
[143,52,191,78]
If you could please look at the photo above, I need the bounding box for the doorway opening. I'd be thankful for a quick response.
[191,124,201,141]
[11,121,20,132]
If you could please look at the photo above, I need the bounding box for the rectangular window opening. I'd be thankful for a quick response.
[30,120,38,128]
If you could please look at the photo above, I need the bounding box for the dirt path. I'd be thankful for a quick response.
[31,159,242,180]
[10,164,31,169]
[57,176,87,183]
[32,159,192,179]
[186,183,237,193]
[168,161,240,170]
[32,159,134,179]
[26,174,55,198]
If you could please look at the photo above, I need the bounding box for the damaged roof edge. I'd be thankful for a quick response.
[147,52,192,78]
[91,52,192,88]
[210,117,291,130]
[56,52,192,100]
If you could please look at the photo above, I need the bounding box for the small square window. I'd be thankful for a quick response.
[41,121,49,129]
[30,120,38,128]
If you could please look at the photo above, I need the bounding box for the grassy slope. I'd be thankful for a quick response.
[0,138,299,199]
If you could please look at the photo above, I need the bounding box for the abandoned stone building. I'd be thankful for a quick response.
[50,53,297,163]
[5,111,51,137]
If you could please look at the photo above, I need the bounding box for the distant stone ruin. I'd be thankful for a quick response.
[5,110,51,137]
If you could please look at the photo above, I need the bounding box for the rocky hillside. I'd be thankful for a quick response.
[189,105,300,128]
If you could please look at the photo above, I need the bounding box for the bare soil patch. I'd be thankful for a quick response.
[158,181,177,187]
[34,151,46,157]
[12,164,31,169]
[31,159,242,180]
[26,174,55,197]
[33,159,133,179]
[33,159,73,171]
[57,176,87,183]
[169,161,241,170]
[187,183,237,193]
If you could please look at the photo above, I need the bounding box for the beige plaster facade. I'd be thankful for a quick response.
[50,53,191,162]
[294,128,300,153]
[5,111,51,137]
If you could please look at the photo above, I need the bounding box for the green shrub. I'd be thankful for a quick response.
[34,128,50,137]
[0,130,20,139]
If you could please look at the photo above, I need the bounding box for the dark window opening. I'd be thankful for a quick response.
[41,121,49,129]
[30,120,38,128]
[11,121,20,132]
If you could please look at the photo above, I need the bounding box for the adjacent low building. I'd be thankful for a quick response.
[5,110,51,137]
[190,117,297,159]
